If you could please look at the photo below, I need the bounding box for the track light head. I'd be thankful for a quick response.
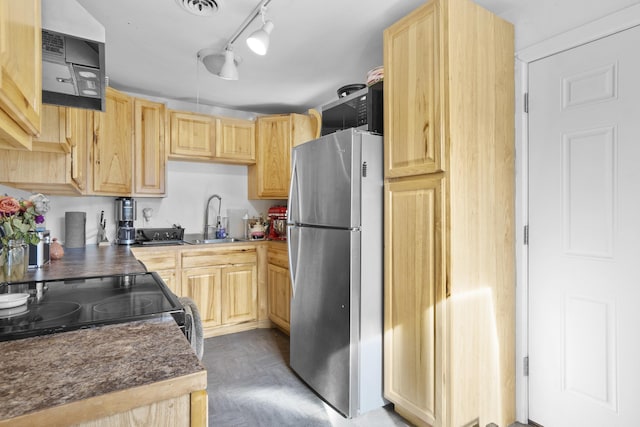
[247,20,274,56]
[219,48,239,80]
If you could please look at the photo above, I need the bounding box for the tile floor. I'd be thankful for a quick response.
[202,328,532,427]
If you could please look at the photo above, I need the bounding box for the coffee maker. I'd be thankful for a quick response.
[115,197,136,245]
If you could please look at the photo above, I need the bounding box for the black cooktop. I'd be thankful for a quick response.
[0,272,184,341]
[135,227,185,245]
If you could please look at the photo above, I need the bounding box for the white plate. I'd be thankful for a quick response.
[0,293,29,309]
[0,304,28,318]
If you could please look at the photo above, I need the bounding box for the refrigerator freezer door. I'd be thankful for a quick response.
[289,225,359,417]
[289,129,361,228]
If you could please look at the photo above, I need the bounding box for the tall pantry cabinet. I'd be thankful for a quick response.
[383,0,515,426]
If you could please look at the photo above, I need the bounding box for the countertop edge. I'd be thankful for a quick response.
[0,371,207,427]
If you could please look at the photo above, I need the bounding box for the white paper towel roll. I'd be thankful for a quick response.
[65,211,86,248]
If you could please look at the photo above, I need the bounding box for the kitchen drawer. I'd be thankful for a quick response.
[181,246,256,269]
[267,243,288,269]
[131,248,179,271]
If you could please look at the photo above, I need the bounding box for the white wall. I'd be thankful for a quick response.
[0,160,277,245]
[485,0,640,50]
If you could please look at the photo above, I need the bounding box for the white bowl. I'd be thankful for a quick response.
[0,293,29,309]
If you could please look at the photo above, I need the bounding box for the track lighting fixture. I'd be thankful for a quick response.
[197,0,274,81]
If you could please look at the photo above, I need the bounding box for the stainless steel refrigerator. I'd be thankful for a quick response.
[287,128,385,418]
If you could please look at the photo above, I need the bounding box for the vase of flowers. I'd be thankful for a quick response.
[0,193,49,283]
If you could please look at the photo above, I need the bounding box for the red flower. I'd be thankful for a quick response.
[0,196,20,216]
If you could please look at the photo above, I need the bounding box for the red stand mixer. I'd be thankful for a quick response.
[267,206,288,240]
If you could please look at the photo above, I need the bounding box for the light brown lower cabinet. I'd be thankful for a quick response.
[182,266,223,328]
[133,242,291,337]
[181,263,257,335]
[75,390,207,427]
[267,242,290,333]
[384,174,444,426]
[134,245,261,338]
[221,264,258,324]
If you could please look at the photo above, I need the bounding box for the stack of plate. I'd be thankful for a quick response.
[0,293,29,317]
[366,66,384,86]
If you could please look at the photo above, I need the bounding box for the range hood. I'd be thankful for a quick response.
[41,0,106,111]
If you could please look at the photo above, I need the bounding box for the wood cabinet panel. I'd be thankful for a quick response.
[249,114,291,199]
[182,267,222,328]
[215,117,255,164]
[32,104,71,153]
[267,263,290,333]
[68,107,89,192]
[221,264,257,324]
[0,0,41,150]
[0,106,88,195]
[181,246,255,269]
[248,112,318,199]
[133,248,179,271]
[291,112,317,148]
[91,88,133,195]
[169,110,215,159]
[384,174,444,426]
[131,248,179,295]
[134,98,166,196]
[267,247,288,269]
[384,0,442,179]
[77,395,191,427]
[267,242,290,333]
[156,270,178,296]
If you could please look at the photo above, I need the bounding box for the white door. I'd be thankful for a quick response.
[528,25,640,426]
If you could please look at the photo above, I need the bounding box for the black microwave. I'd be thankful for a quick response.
[321,81,383,136]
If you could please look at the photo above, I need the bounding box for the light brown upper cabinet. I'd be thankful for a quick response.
[384,0,442,178]
[0,0,42,151]
[248,112,318,200]
[249,114,292,199]
[90,87,134,195]
[134,98,166,196]
[215,117,256,164]
[168,110,216,160]
[0,106,89,195]
[31,104,72,153]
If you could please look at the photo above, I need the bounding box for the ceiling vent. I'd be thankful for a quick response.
[176,0,220,16]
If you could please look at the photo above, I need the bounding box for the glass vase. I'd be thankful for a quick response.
[0,239,29,283]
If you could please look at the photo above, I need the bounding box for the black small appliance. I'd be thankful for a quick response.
[115,197,136,245]
[321,80,383,136]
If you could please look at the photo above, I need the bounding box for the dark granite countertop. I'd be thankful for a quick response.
[0,246,206,424]
[0,319,206,422]
[24,244,147,282]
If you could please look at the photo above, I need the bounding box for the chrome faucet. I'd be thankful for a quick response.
[204,194,222,239]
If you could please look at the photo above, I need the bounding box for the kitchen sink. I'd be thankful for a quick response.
[182,235,248,245]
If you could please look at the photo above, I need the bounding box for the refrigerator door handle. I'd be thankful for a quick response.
[288,152,300,296]
[287,224,300,296]
[287,151,299,225]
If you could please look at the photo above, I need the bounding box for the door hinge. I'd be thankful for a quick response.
[524,356,529,376]
[524,92,529,113]
[524,225,529,245]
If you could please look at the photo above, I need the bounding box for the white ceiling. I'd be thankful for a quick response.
[73,0,638,115]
